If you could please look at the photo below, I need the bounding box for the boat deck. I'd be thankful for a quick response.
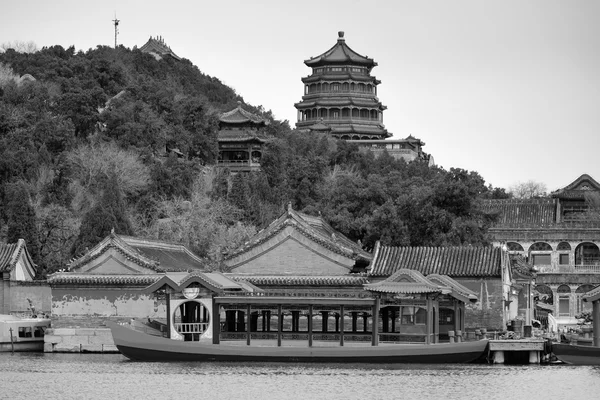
[218,339,447,348]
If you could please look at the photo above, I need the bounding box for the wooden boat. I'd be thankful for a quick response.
[107,321,489,363]
[552,343,600,365]
[0,314,51,352]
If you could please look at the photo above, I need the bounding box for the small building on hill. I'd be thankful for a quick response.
[217,102,268,172]
[139,36,181,61]
[367,243,513,331]
[482,173,600,328]
[0,239,50,316]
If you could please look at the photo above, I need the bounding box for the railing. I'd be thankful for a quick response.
[298,116,381,123]
[175,322,209,334]
[535,264,600,274]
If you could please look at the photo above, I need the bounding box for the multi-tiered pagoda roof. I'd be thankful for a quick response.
[295,32,390,140]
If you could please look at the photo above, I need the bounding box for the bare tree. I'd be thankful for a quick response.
[66,141,151,213]
[0,41,38,53]
[508,180,547,199]
[0,62,19,88]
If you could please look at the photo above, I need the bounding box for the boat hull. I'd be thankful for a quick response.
[107,321,489,363]
[0,341,44,352]
[552,343,600,365]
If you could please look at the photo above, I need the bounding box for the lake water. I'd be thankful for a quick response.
[1,353,600,400]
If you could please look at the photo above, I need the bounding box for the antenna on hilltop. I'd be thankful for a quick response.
[112,13,120,48]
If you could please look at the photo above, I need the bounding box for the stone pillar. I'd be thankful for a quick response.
[529,351,540,364]
[448,330,455,344]
[372,297,380,346]
[493,351,505,364]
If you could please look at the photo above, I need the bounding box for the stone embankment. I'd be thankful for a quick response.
[44,327,118,353]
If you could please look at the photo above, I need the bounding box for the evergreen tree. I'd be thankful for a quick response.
[5,181,40,263]
[71,173,133,256]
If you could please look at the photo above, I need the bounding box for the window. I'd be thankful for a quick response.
[532,254,551,265]
[400,306,427,325]
[559,254,570,265]
[557,285,571,317]
[562,202,589,221]
[330,67,343,72]
[439,308,454,325]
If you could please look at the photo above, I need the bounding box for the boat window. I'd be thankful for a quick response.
[18,326,33,338]
[34,326,46,337]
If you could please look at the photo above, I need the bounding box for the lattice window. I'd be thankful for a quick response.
[557,242,571,251]
[529,242,552,251]
[507,242,524,251]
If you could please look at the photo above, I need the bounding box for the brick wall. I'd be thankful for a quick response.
[10,281,51,314]
[52,287,166,320]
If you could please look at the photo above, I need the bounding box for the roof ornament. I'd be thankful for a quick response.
[338,31,345,41]
[287,201,293,214]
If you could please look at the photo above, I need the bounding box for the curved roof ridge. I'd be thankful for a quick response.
[305,31,376,68]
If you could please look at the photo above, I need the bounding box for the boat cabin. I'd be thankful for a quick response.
[142,269,478,347]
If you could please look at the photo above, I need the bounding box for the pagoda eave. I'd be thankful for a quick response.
[301,74,379,84]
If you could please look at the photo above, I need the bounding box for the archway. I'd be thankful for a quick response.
[174,300,211,341]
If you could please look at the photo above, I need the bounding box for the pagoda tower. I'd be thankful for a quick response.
[294,31,390,140]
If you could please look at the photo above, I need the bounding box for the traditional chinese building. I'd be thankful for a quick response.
[348,135,434,165]
[295,32,390,140]
[368,244,512,331]
[482,174,600,328]
[139,36,181,61]
[217,102,268,172]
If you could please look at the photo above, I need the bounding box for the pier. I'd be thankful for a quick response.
[489,339,547,364]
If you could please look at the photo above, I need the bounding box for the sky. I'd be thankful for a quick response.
[2,0,599,192]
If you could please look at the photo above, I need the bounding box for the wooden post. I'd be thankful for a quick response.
[372,297,380,346]
[9,327,14,354]
[433,301,439,344]
[246,304,251,346]
[426,296,433,344]
[277,304,282,347]
[166,292,171,339]
[340,305,345,347]
[212,299,220,345]
[308,305,313,347]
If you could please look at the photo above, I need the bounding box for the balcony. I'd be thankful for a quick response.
[535,264,600,274]
[216,159,261,172]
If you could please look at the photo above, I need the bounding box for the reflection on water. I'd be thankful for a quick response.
[1,353,599,400]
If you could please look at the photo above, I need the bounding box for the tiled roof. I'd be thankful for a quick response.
[296,98,384,108]
[305,32,376,68]
[583,285,600,303]
[139,36,181,60]
[482,199,557,226]
[225,204,371,264]
[220,103,267,126]
[368,243,502,277]
[551,174,600,199]
[427,274,478,303]
[47,273,159,286]
[68,233,208,273]
[364,269,447,295]
[0,239,36,274]
[229,275,369,286]
[120,236,208,272]
[144,271,250,294]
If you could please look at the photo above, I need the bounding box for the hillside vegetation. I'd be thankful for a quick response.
[0,44,508,276]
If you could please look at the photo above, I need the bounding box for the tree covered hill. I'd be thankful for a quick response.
[0,44,508,277]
